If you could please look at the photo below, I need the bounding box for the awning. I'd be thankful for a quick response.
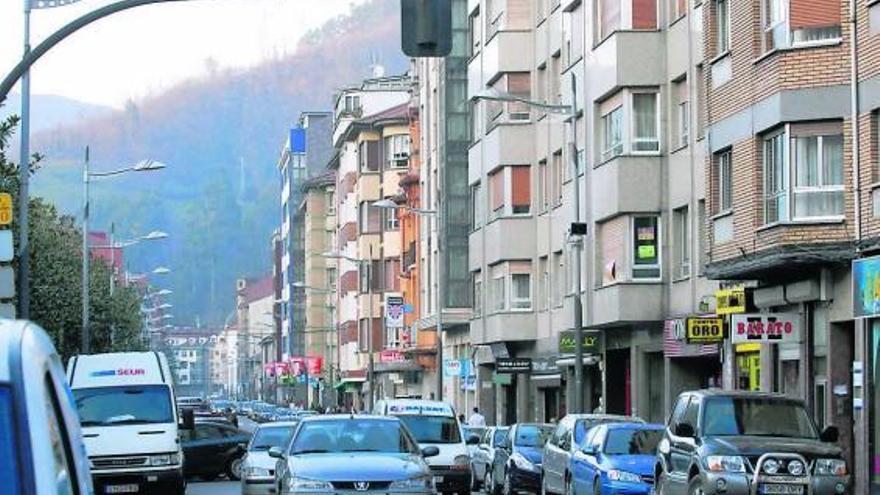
[531,373,562,388]
[340,376,367,383]
[556,356,601,367]
[531,373,562,381]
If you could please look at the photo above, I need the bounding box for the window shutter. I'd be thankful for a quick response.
[490,170,505,211]
[511,166,531,208]
[790,0,840,29]
[632,0,657,29]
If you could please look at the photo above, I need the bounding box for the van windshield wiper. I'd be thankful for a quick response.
[293,449,329,455]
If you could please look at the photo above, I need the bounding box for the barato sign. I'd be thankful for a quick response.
[685,317,724,344]
[731,313,800,344]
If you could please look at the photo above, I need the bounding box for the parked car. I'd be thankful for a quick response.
[270,414,439,494]
[569,422,664,494]
[542,414,645,494]
[472,426,510,490]
[489,423,553,494]
[181,420,251,481]
[654,390,850,495]
[0,320,95,495]
[241,421,299,495]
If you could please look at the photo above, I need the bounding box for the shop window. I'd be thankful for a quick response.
[632,216,661,280]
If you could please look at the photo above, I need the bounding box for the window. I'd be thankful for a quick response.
[490,261,532,312]
[696,65,706,138]
[384,208,400,231]
[341,95,361,117]
[471,182,483,230]
[633,0,658,29]
[601,107,624,161]
[385,259,401,291]
[326,190,336,215]
[697,200,706,275]
[492,272,506,311]
[538,256,549,311]
[577,149,585,176]
[359,140,380,172]
[671,0,687,22]
[674,206,690,278]
[511,273,532,310]
[489,169,504,217]
[473,272,483,317]
[471,100,482,143]
[552,151,563,206]
[673,78,689,148]
[359,202,382,233]
[469,7,481,57]
[763,0,842,51]
[358,318,371,352]
[553,251,564,307]
[598,0,621,40]
[536,65,548,107]
[550,55,562,106]
[384,135,411,168]
[489,166,531,218]
[716,150,732,212]
[327,267,337,292]
[632,216,661,280]
[716,0,730,54]
[763,124,844,223]
[632,92,659,153]
[512,166,531,214]
[538,159,549,212]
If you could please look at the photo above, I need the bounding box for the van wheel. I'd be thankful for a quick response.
[687,476,705,495]
[226,455,244,481]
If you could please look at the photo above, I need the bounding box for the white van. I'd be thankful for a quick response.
[67,351,193,495]
[0,320,93,495]
[374,399,478,494]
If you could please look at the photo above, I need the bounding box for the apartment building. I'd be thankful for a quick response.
[329,74,412,409]
[699,0,880,490]
[297,172,337,406]
[278,112,333,362]
[235,276,275,399]
[465,0,714,424]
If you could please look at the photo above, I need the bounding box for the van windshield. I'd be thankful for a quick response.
[397,415,461,444]
[0,387,20,494]
[73,385,174,426]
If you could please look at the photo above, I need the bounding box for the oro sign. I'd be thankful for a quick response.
[731,313,800,344]
[685,317,724,344]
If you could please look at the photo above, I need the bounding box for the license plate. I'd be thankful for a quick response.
[105,485,139,494]
[761,484,804,495]
[433,476,444,484]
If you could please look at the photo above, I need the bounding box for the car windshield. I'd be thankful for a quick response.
[397,415,462,444]
[514,425,553,447]
[250,425,296,451]
[74,385,174,426]
[702,397,818,438]
[575,418,638,444]
[493,428,509,447]
[603,428,663,455]
[289,419,419,455]
[0,387,20,494]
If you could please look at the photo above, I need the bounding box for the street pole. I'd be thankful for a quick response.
[569,73,585,414]
[436,195,444,401]
[82,146,91,354]
[367,245,375,411]
[18,0,32,319]
[109,222,116,347]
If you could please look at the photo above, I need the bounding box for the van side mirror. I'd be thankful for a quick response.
[820,426,839,443]
[674,423,695,438]
[181,409,195,430]
[467,435,480,445]
[269,447,285,459]
[421,446,440,458]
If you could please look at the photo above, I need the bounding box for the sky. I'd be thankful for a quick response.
[0,0,363,109]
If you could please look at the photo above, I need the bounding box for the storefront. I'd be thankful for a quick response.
[663,318,722,412]
[531,357,564,423]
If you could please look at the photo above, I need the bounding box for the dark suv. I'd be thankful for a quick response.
[654,390,849,495]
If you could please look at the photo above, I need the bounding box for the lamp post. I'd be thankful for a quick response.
[322,250,375,411]
[372,199,442,400]
[92,230,169,295]
[82,152,167,354]
[471,76,587,412]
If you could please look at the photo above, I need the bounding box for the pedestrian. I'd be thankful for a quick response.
[468,407,486,427]
[458,413,467,425]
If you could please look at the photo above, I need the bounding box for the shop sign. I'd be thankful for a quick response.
[532,357,558,374]
[730,313,801,344]
[460,375,477,391]
[716,287,746,315]
[458,359,472,378]
[685,317,724,344]
[385,295,405,328]
[379,350,406,363]
[853,256,880,318]
[493,372,512,385]
[496,357,532,374]
[443,359,461,377]
[558,330,601,354]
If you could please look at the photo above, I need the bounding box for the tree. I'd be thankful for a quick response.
[0,114,146,361]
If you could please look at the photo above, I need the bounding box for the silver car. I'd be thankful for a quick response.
[541,414,644,494]
[471,426,509,490]
[241,421,299,495]
[270,414,440,494]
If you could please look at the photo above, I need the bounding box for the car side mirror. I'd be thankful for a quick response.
[421,446,440,458]
[478,444,489,451]
[467,435,481,445]
[581,444,598,456]
[268,447,285,459]
[820,425,839,443]
[674,423,695,438]
[180,409,195,431]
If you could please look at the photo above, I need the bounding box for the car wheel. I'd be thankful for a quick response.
[502,471,512,495]
[199,472,218,481]
[652,470,667,495]
[592,477,601,495]
[687,476,705,495]
[540,472,549,495]
[226,455,244,481]
[565,475,575,495]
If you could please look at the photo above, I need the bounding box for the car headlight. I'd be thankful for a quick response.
[150,454,173,466]
[705,456,746,473]
[608,470,642,483]
[763,459,780,474]
[288,477,334,491]
[787,460,805,476]
[815,458,847,476]
[247,467,272,478]
[390,475,434,490]
[511,452,538,472]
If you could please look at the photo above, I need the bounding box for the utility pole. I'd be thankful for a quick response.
[436,194,444,401]
[18,0,32,319]
[367,245,376,411]
[569,73,586,413]
[82,146,91,354]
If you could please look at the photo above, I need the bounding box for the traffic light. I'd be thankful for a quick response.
[400,0,452,57]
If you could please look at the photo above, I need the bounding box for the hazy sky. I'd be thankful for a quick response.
[0,0,362,108]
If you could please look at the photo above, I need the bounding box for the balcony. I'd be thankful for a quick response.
[481,123,534,171]
[472,311,537,345]
[355,174,380,202]
[589,30,665,99]
[480,30,533,84]
[592,283,663,327]
[591,155,662,221]
[482,216,536,266]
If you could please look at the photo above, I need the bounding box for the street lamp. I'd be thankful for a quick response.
[152,267,172,275]
[371,199,443,401]
[472,75,588,413]
[81,147,167,354]
[92,229,170,295]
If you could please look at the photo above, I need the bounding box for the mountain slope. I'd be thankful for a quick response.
[29,0,407,325]
[2,93,113,132]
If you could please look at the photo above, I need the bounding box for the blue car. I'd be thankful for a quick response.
[569,423,664,495]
